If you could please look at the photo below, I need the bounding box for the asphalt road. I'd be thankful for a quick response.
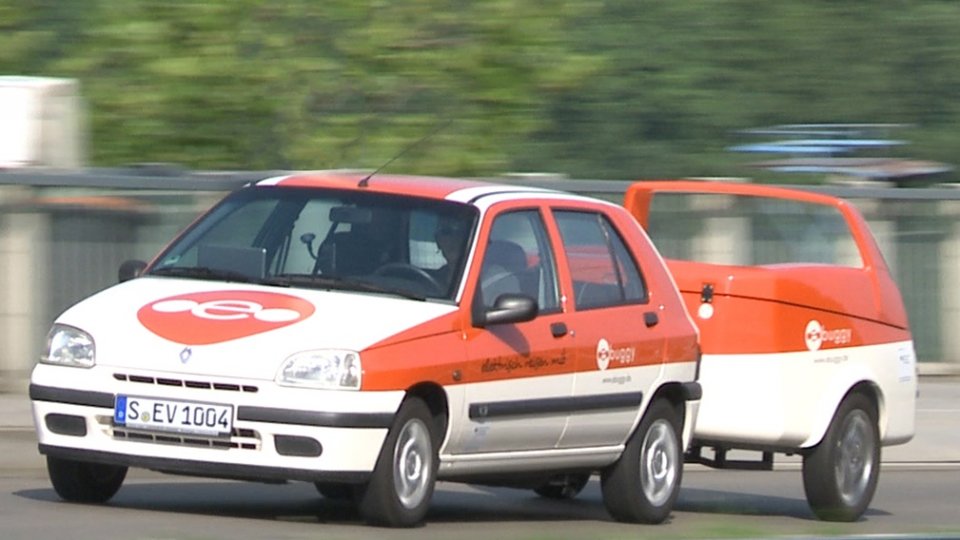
[2,379,959,539]
[2,467,960,540]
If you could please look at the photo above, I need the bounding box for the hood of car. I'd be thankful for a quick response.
[54,277,458,380]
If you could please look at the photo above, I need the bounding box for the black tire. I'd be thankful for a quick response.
[802,392,880,522]
[534,473,591,500]
[356,398,438,527]
[601,399,683,524]
[47,456,127,503]
[313,482,355,500]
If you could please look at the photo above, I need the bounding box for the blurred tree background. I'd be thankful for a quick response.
[1,0,958,179]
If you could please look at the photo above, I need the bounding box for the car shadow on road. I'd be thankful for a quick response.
[14,479,890,525]
[15,481,608,525]
[677,485,891,520]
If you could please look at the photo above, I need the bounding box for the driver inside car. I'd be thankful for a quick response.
[430,217,470,289]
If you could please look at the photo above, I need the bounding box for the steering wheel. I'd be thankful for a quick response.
[372,263,442,292]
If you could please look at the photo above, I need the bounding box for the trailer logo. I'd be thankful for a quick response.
[804,320,852,352]
[596,338,636,371]
[138,291,315,345]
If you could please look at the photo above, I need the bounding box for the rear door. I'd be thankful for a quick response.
[549,207,667,449]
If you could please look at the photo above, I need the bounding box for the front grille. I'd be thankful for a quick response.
[111,426,261,450]
[113,373,259,393]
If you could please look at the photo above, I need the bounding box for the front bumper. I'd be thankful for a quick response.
[30,365,405,483]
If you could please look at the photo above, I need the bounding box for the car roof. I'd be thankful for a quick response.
[256,171,548,202]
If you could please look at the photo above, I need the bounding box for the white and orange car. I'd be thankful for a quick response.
[624,181,917,522]
[30,172,702,527]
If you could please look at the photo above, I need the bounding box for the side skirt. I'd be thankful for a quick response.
[438,445,624,479]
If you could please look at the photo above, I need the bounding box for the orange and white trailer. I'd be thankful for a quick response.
[31,172,701,527]
[624,180,917,522]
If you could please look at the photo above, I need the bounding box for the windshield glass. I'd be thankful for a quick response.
[148,186,478,301]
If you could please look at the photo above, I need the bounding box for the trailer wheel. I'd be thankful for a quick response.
[802,392,880,521]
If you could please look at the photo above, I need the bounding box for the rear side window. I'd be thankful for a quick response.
[646,193,862,267]
[553,210,648,310]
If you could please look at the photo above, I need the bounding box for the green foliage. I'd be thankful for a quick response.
[1,0,958,180]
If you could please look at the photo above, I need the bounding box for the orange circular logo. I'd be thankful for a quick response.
[138,291,315,345]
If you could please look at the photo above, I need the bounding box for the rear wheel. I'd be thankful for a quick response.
[47,456,127,503]
[356,397,438,527]
[601,399,682,524]
[802,392,880,522]
[534,473,591,500]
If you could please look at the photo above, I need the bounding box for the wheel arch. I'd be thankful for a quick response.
[649,382,687,416]
[647,382,697,450]
[803,379,882,449]
[404,382,450,444]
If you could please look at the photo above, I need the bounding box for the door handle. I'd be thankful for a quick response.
[644,312,659,328]
[550,322,568,338]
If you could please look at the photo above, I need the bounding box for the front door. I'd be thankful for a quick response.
[449,208,574,454]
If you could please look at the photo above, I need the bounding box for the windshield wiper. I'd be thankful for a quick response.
[266,274,426,301]
[148,268,427,301]
[150,266,260,283]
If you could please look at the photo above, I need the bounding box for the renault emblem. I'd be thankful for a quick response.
[179,347,193,363]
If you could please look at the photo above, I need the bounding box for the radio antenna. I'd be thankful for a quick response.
[358,119,452,188]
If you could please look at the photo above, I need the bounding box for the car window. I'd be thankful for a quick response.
[166,198,280,269]
[284,197,340,274]
[646,192,863,267]
[150,186,477,301]
[480,210,560,311]
[554,210,648,310]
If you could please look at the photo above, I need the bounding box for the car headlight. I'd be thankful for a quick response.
[41,324,95,368]
[276,349,362,390]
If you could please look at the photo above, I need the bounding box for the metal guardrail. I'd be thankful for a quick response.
[0,166,274,191]
[4,168,960,199]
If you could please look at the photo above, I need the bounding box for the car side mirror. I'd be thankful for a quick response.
[472,293,538,327]
[118,259,147,283]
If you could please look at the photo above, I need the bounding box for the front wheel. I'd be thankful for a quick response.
[47,456,127,503]
[356,397,438,527]
[601,399,683,524]
[802,392,880,522]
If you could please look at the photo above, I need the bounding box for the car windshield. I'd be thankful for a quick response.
[147,186,478,302]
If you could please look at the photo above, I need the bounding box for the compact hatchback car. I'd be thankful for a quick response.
[31,172,701,527]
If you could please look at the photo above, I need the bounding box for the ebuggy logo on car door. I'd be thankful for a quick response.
[138,291,316,345]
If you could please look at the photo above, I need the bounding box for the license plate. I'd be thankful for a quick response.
[114,395,233,437]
